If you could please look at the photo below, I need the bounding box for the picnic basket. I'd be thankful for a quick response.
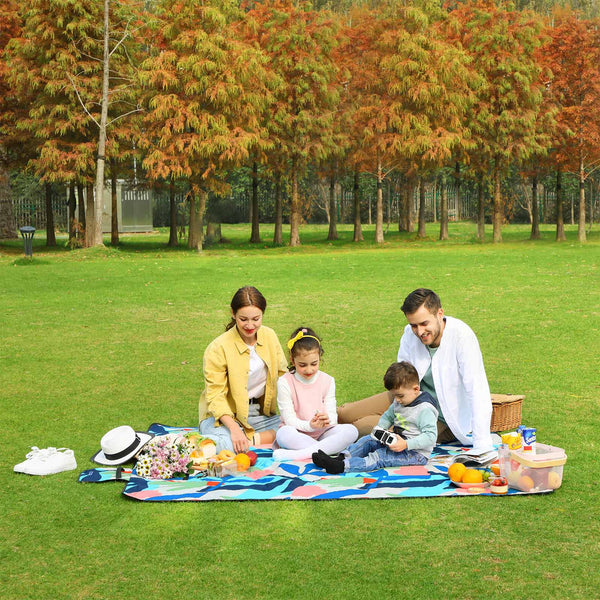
[490,393,524,432]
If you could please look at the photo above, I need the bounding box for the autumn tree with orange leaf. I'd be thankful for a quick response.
[449,0,549,243]
[138,0,277,251]
[542,7,600,243]
[244,0,342,246]
[344,1,476,243]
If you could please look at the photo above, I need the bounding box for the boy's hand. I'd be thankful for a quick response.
[389,437,408,452]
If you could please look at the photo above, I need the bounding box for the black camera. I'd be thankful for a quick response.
[371,426,397,446]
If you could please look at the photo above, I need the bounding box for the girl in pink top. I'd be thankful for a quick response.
[273,327,358,461]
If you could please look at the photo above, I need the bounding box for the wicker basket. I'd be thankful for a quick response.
[490,393,524,432]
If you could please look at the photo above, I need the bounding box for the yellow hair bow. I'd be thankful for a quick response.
[287,330,321,351]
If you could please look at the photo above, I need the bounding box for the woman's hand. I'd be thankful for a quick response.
[229,425,249,453]
[220,415,250,454]
[310,412,330,430]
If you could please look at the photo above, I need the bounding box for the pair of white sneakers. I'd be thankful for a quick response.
[14,446,77,476]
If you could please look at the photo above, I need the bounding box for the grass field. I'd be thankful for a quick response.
[1,222,599,599]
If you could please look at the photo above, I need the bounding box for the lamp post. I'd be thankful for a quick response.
[19,226,35,257]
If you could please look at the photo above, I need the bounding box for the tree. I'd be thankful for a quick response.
[138,0,275,250]
[245,0,342,246]
[345,1,476,243]
[0,0,20,239]
[449,0,549,242]
[543,7,600,242]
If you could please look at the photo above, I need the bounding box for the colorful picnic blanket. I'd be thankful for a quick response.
[79,424,550,502]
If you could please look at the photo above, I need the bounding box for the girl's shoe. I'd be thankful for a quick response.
[14,447,77,476]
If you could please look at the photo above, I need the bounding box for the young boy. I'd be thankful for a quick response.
[312,361,438,474]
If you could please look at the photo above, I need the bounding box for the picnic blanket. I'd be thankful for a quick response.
[79,424,551,502]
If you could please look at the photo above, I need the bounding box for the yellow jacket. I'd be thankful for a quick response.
[199,325,287,439]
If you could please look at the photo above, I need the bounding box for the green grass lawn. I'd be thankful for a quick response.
[1,222,598,599]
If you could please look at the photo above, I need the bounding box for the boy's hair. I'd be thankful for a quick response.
[401,288,442,315]
[383,361,420,390]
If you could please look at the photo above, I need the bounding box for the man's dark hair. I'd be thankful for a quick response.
[383,361,420,390]
[401,288,442,315]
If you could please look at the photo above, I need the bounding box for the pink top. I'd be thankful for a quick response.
[280,371,335,439]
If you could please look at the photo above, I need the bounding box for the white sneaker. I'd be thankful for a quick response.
[14,447,77,476]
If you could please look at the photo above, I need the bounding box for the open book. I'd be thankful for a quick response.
[450,448,498,468]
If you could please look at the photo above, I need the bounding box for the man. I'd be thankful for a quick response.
[337,288,494,452]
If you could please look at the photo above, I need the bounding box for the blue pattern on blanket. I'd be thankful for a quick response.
[78,424,552,501]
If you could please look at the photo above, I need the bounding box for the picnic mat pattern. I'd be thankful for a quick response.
[79,423,551,501]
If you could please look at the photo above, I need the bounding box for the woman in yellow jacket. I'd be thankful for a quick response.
[199,286,287,453]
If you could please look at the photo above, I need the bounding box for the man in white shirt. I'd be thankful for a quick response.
[338,288,494,452]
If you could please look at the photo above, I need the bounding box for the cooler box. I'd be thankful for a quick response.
[499,443,567,492]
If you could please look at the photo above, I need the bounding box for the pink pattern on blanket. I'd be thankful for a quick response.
[387,466,429,476]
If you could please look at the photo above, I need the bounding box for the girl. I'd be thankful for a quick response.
[199,286,287,453]
[273,327,358,461]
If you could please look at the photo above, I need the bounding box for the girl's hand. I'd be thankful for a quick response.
[389,436,408,453]
[310,412,330,429]
[229,424,249,454]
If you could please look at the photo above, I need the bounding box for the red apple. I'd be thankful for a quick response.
[246,450,258,466]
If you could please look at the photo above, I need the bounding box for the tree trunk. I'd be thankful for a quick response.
[492,164,503,243]
[439,176,448,241]
[289,164,300,246]
[110,166,119,246]
[168,179,178,247]
[578,158,586,242]
[188,188,206,252]
[77,183,86,233]
[477,173,485,242]
[93,0,110,247]
[68,183,77,246]
[455,162,462,221]
[250,161,260,243]
[273,173,283,245]
[44,182,56,246]
[0,160,16,239]
[85,183,95,247]
[375,163,384,243]
[556,169,566,241]
[417,177,426,238]
[327,171,338,241]
[530,173,540,240]
[352,169,363,242]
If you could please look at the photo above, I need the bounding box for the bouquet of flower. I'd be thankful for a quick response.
[135,433,195,479]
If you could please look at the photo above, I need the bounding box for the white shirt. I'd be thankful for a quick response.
[397,315,494,452]
[246,344,267,399]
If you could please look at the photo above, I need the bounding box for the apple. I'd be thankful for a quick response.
[246,450,258,466]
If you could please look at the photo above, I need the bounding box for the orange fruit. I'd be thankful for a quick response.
[547,471,562,489]
[462,469,484,484]
[491,463,501,476]
[234,453,251,471]
[517,475,535,491]
[448,462,467,482]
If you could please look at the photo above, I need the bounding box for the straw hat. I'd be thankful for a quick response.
[91,425,153,465]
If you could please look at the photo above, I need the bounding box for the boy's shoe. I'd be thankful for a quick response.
[311,450,344,474]
[14,447,77,476]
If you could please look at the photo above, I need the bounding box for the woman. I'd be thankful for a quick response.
[199,286,287,453]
